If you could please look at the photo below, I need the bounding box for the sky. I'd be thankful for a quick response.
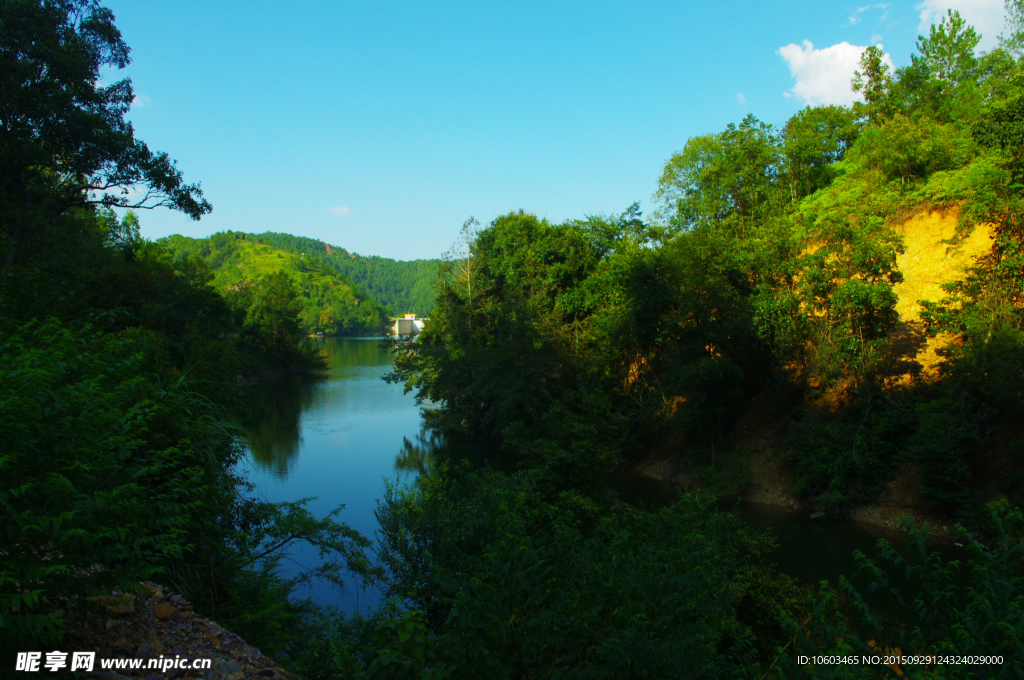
[101,0,1009,261]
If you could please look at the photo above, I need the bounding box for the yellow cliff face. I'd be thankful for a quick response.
[893,209,993,322]
[890,209,993,379]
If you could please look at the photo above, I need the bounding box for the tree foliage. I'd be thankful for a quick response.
[163,232,392,337]
[0,0,211,267]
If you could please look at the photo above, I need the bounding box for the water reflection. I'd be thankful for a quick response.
[394,429,446,477]
[245,374,319,478]
[240,337,423,611]
[245,337,401,480]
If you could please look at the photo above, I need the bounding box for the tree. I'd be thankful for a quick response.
[781,105,860,201]
[915,10,980,87]
[442,217,480,337]
[653,114,781,235]
[1004,0,1024,55]
[852,46,893,122]
[903,9,983,122]
[0,0,211,267]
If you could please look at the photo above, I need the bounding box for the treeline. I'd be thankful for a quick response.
[0,0,371,668]
[251,231,439,316]
[162,232,392,336]
[369,8,1024,678]
[395,11,1024,522]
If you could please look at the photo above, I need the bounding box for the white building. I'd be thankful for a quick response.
[393,313,427,336]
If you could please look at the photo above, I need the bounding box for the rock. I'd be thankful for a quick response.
[257,670,277,678]
[246,647,261,660]
[151,588,165,601]
[100,593,135,614]
[204,634,221,648]
[113,644,134,658]
[136,643,157,659]
[207,658,244,679]
[154,602,178,619]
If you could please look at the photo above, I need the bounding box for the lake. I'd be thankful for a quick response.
[241,336,916,613]
[241,336,422,612]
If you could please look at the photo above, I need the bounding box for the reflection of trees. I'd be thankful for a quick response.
[394,428,446,477]
[244,338,390,479]
[245,375,320,478]
[393,426,512,478]
[321,337,394,370]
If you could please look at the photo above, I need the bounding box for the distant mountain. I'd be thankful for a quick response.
[251,232,438,315]
[162,232,391,336]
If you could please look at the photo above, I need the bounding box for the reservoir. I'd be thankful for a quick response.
[241,337,421,612]
[242,337,915,612]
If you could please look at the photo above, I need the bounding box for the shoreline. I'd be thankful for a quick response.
[628,446,958,539]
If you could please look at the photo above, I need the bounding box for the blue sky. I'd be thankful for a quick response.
[103,0,1007,260]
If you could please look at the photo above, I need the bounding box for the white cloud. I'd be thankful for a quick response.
[329,206,351,216]
[916,0,1004,52]
[736,92,747,105]
[850,4,889,25]
[132,93,152,108]
[777,40,895,107]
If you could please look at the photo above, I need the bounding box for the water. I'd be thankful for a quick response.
[609,471,916,589]
[241,337,914,611]
[240,337,421,612]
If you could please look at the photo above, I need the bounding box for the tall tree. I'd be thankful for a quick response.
[1004,0,1024,55]
[653,114,780,235]
[0,0,211,267]
[781,105,860,201]
[852,46,894,122]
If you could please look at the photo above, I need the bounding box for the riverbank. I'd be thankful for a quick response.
[626,389,957,539]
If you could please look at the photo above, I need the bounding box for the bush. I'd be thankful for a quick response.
[0,319,223,648]
[781,504,1024,679]
[371,467,802,678]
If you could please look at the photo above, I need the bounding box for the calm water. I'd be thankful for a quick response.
[241,337,916,612]
[241,337,422,612]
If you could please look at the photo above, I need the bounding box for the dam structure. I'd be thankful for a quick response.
[393,313,427,336]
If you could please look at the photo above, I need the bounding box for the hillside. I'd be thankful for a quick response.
[250,232,438,315]
[162,232,391,336]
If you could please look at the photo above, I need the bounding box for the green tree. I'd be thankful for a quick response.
[781,105,860,201]
[0,0,211,267]
[852,46,893,122]
[909,9,983,122]
[915,10,979,83]
[653,114,781,235]
[373,469,802,678]
[1005,0,1024,54]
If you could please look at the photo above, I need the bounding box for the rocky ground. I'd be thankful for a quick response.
[60,582,292,680]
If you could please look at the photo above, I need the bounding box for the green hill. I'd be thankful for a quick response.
[249,232,438,315]
[162,232,391,336]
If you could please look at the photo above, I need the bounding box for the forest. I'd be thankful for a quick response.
[1,0,1022,679]
[161,232,393,337]
[247,232,439,317]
